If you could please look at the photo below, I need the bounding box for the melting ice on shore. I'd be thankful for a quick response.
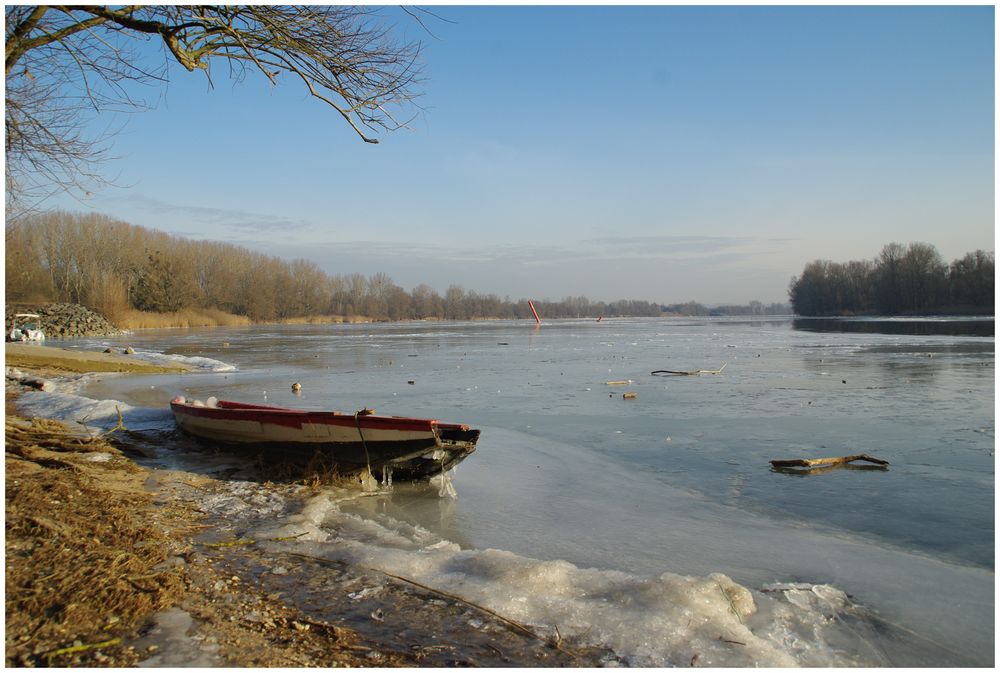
[110,348,237,372]
[14,389,176,434]
[235,489,906,668]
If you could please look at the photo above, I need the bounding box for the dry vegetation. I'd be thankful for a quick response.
[113,308,252,330]
[272,314,373,325]
[5,414,188,666]
[3,407,402,667]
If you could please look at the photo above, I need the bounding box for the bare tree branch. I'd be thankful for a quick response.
[5,5,425,214]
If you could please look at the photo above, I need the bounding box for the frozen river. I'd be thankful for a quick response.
[32,316,993,666]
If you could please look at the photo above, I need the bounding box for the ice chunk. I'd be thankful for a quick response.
[711,572,757,618]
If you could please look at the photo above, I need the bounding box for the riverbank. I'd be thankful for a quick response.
[4,399,410,667]
[111,309,377,330]
[4,356,598,667]
[6,343,194,375]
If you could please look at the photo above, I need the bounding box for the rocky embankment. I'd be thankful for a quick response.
[5,303,122,339]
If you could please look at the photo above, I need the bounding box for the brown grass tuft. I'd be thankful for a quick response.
[114,308,252,329]
[5,416,189,667]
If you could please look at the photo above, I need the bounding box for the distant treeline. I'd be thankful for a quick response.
[5,212,669,322]
[662,300,791,317]
[788,243,994,316]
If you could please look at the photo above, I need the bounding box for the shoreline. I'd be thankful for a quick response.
[4,354,595,667]
[6,342,193,375]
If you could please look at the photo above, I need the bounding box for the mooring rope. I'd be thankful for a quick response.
[353,411,373,477]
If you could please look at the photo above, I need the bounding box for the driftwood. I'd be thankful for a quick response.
[651,363,726,376]
[770,454,889,469]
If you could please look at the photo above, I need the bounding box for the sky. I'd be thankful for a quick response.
[40,3,996,305]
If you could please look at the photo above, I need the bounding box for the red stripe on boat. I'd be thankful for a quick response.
[170,400,469,432]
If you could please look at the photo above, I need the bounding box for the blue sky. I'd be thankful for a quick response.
[45,4,995,305]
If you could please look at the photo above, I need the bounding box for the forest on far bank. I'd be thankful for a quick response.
[6,211,685,324]
[7,214,990,325]
[789,242,994,316]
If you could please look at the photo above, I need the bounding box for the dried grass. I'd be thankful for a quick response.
[114,308,252,329]
[254,450,363,490]
[275,314,370,325]
[5,416,189,666]
[114,310,374,329]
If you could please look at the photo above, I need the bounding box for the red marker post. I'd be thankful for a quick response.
[528,300,541,325]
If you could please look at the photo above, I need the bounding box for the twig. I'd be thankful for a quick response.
[284,551,577,656]
[42,637,121,662]
[378,569,542,642]
[204,537,256,548]
[716,581,744,625]
[101,406,127,437]
[269,532,309,542]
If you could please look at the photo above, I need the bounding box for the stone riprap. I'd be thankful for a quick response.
[6,303,123,339]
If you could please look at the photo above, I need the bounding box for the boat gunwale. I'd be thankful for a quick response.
[170,399,473,433]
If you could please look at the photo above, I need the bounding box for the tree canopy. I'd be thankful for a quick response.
[788,243,994,316]
[5,5,423,213]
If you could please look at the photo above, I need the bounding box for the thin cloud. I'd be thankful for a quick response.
[584,235,792,257]
[288,235,794,269]
[121,194,311,235]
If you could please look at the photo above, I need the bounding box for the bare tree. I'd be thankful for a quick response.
[950,250,994,310]
[5,5,424,214]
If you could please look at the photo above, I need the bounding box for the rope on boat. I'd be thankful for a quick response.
[353,411,373,478]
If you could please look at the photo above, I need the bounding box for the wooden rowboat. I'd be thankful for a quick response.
[170,397,480,482]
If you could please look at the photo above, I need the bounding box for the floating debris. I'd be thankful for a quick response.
[651,363,726,376]
[770,454,890,471]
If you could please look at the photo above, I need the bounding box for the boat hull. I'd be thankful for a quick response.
[170,398,479,481]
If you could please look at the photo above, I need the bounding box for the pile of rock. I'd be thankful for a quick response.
[5,303,123,340]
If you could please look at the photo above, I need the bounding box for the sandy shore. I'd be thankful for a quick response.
[6,342,192,375]
[4,351,594,667]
